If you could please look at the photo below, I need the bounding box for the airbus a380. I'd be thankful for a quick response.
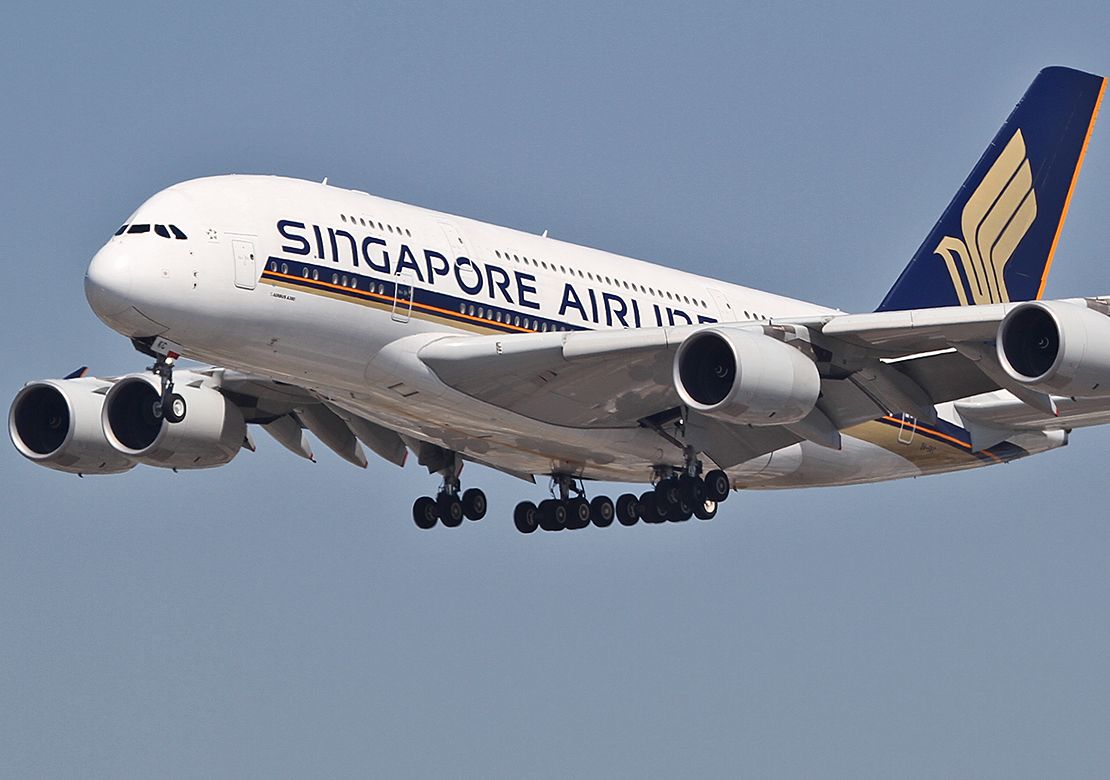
[10,67,1110,533]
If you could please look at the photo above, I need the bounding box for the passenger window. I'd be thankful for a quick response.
[128,224,150,234]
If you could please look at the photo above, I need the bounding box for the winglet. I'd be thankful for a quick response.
[877,67,1106,312]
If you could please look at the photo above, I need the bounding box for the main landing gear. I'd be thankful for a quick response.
[411,453,487,529]
[512,474,620,534]
[510,466,731,534]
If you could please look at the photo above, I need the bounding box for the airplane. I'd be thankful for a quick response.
[9,66,1109,534]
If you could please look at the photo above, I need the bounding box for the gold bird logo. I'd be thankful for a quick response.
[934,129,1037,305]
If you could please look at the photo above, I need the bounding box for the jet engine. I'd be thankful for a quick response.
[101,374,246,469]
[997,300,1110,398]
[9,378,135,475]
[673,326,821,424]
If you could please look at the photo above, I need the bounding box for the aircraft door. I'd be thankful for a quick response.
[392,269,415,323]
[231,237,258,290]
[708,288,735,321]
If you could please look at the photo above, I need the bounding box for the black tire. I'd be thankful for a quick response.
[413,496,438,529]
[462,488,487,521]
[438,493,464,527]
[694,499,718,521]
[669,498,694,522]
[538,499,566,531]
[616,493,639,526]
[566,497,591,529]
[590,495,615,528]
[679,474,704,506]
[655,477,680,508]
[703,469,730,503]
[514,501,538,534]
[164,393,187,424]
[639,491,666,524]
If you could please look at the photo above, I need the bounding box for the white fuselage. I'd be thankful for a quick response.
[83,176,1065,488]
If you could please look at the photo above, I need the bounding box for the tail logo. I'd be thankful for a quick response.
[934,129,1037,305]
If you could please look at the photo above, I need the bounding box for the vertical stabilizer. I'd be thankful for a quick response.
[877,67,1105,312]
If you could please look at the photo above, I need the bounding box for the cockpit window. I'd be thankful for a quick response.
[114,225,127,236]
[127,224,151,234]
[154,224,171,238]
[168,224,187,240]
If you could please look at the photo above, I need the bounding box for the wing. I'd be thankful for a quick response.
[418,295,1110,466]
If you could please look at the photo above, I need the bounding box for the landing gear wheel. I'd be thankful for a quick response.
[163,392,187,424]
[566,497,591,529]
[703,469,731,503]
[655,477,681,509]
[590,495,615,528]
[461,488,487,521]
[538,499,567,531]
[639,491,667,524]
[413,496,438,529]
[679,474,704,506]
[669,497,694,522]
[438,493,464,527]
[615,493,639,526]
[694,499,718,521]
[514,501,538,534]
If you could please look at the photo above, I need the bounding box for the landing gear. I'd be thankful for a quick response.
[512,474,623,533]
[408,444,732,532]
[647,447,732,523]
[411,451,487,529]
[149,352,186,424]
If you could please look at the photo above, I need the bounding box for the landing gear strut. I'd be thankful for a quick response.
[150,351,186,424]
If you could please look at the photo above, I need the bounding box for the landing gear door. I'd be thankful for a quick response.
[392,269,415,323]
[231,237,258,290]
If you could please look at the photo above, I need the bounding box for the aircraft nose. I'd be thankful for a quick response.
[84,244,133,318]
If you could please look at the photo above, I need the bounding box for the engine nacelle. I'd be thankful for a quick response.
[101,374,246,469]
[673,326,821,424]
[997,300,1110,398]
[9,378,135,475]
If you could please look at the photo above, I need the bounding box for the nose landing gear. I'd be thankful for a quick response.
[150,351,187,424]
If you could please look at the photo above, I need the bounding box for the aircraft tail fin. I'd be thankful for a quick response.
[876,67,1105,312]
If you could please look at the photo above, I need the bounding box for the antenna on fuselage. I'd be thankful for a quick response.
[321,177,329,185]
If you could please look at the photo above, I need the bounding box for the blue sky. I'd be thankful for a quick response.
[4,2,1110,777]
